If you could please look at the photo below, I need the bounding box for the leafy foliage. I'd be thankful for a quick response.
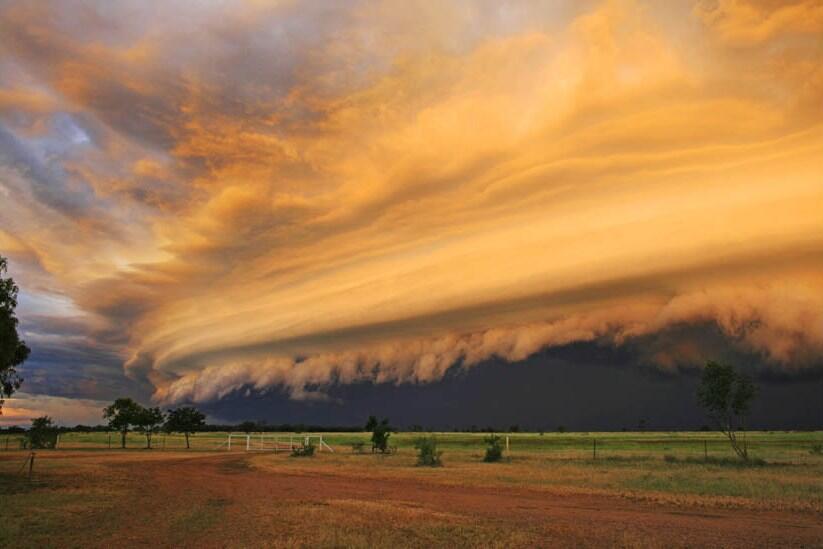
[697,361,757,461]
[0,256,30,411]
[103,397,144,448]
[25,415,57,449]
[164,407,206,449]
[414,436,442,466]
[483,434,504,462]
[366,415,392,453]
[134,406,165,449]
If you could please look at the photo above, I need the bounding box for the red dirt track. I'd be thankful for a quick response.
[102,453,823,548]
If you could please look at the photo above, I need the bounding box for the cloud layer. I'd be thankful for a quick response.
[1,0,821,406]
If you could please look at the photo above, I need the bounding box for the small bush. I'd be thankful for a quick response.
[291,441,315,457]
[25,416,58,449]
[663,454,678,463]
[483,434,504,463]
[414,436,442,467]
[809,443,823,455]
[366,416,392,454]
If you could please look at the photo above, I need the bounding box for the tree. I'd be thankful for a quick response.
[0,256,30,412]
[164,407,206,449]
[26,415,57,449]
[697,361,757,461]
[366,415,392,453]
[103,398,144,449]
[483,434,504,463]
[237,421,257,433]
[134,407,165,449]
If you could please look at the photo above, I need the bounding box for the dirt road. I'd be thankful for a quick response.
[85,452,822,548]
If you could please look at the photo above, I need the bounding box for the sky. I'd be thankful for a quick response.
[0,0,821,428]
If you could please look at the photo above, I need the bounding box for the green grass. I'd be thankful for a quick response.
[5,429,822,459]
[1,434,822,547]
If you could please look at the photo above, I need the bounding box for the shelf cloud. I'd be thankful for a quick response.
[1,0,821,406]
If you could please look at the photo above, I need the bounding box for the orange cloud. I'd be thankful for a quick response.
[1,0,821,404]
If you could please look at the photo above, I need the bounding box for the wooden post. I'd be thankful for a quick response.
[228,435,232,451]
[505,436,510,452]
[593,438,597,460]
[55,433,60,449]
[28,452,35,481]
[245,434,250,451]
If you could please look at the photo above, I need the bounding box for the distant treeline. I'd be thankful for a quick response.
[0,423,364,434]
[0,423,816,434]
[0,423,706,434]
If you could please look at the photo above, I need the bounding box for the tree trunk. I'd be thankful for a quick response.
[121,429,127,449]
[185,432,190,449]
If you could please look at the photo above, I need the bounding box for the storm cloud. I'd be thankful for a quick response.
[1,0,821,409]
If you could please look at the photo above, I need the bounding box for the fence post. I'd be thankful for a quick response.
[593,438,597,460]
[5,436,9,451]
[704,439,708,460]
[228,435,232,451]
[506,436,510,452]
[28,452,35,481]
[246,434,250,451]
[108,433,111,449]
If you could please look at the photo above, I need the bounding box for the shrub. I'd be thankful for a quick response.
[365,416,392,453]
[810,444,823,456]
[24,416,57,449]
[483,434,504,462]
[291,440,315,457]
[414,436,442,467]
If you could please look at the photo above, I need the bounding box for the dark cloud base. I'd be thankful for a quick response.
[202,342,823,431]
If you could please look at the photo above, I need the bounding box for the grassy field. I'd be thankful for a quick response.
[1,431,822,547]
[5,428,823,456]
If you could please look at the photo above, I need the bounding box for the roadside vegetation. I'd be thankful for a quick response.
[414,436,443,466]
[483,434,504,462]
